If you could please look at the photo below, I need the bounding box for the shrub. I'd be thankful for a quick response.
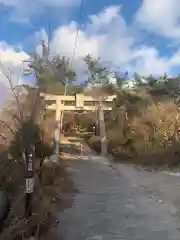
[86,87,180,166]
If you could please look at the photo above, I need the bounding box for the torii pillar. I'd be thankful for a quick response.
[54,98,63,162]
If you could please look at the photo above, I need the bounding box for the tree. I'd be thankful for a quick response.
[0,60,41,220]
[23,49,50,121]
[83,54,109,156]
[134,72,143,86]
[50,56,76,131]
[161,72,168,82]
[145,74,158,86]
[44,83,83,95]
[51,56,76,86]
[115,72,125,89]
[26,43,78,161]
[108,72,126,122]
[84,55,109,86]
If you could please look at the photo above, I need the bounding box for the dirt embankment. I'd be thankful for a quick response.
[0,151,77,239]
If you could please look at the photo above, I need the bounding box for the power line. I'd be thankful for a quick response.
[64,0,85,92]
[70,0,85,66]
[60,0,85,130]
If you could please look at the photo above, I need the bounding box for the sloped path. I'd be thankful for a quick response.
[55,137,180,240]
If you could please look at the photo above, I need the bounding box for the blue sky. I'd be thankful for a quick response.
[0,0,140,45]
[1,0,180,88]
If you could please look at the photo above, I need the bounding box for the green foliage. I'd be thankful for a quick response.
[9,119,54,163]
[44,83,83,95]
[50,56,76,85]
[22,50,180,167]
[84,73,180,166]
[114,72,125,89]
[134,72,143,85]
[25,50,76,93]
[145,74,158,86]
[83,54,109,86]
[9,120,41,159]
[24,53,45,77]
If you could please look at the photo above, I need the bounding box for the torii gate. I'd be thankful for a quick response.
[40,93,116,121]
[40,92,116,161]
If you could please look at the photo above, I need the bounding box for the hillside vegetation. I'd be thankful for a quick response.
[85,76,180,167]
[0,50,79,238]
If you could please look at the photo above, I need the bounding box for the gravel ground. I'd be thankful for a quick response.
[55,138,180,240]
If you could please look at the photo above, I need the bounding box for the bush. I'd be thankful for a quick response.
[88,136,101,153]
[85,88,180,167]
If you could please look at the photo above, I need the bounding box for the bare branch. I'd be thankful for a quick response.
[0,132,7,141]
[0,60,24,123]
[1,105,21,125]
[0,120,16,135]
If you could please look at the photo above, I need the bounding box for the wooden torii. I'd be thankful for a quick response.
[40,92,116,160]
[40,92,116,121]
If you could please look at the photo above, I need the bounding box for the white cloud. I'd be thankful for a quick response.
[26,4,180,79]
[49,6,134,74]
[2,2,180,80]
[0,0,78,23]
[89,5,121,32]
[169,50,180,67]
[0,42,29,66]
[0,41,30,105]
[51,22,101,59]
[131,47,170,75]
[0,41,29,88]
[48,5,177,77]
[135,0,180,39]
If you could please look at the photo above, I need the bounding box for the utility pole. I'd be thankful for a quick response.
[40,41,60,163]
[41,37,61,163]
[99,76,108,156]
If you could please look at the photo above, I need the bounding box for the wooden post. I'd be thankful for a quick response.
[54,122,60,162]
[24,145,35,218]
[80,143,83,160]
[99,102,107,156]
[54,98,61,162]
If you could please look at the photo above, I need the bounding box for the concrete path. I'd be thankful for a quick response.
[56,137,180,240]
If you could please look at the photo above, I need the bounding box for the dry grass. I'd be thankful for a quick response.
[0,161,77,239]
[85,89,180,167]
[0,99,76,239]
